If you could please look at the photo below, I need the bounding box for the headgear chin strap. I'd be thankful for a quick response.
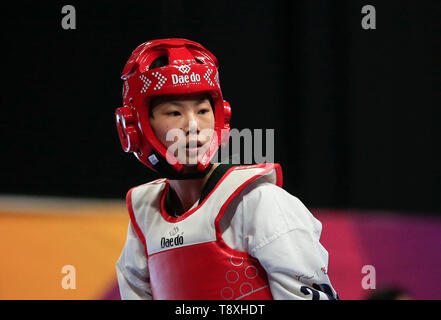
[115,38,231,178]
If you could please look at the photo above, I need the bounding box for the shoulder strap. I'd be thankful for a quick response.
[126,187,148,258]
[213,163,283,243]
[199,164,237,203]
[164,163,236,216]
[125,180,167,258]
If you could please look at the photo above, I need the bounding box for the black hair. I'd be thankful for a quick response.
[150,53,204,70]
[150,55,168,70]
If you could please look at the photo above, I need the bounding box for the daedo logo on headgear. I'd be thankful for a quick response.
[171,72,201,85]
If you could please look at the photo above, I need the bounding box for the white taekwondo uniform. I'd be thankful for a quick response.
[116,163,338,300]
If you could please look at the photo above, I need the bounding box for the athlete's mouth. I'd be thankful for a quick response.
[185,140,203,149]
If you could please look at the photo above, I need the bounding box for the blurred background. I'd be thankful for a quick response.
[1,0,440,299]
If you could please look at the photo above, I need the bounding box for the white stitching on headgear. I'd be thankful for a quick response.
[214,70,220,87]
[152,72,167,90]
[204,68,214,86]
[139,75,151,94]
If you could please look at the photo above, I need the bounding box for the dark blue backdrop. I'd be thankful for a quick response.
[1,0,440,214]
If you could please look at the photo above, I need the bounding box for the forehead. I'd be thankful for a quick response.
[151,94,211,109]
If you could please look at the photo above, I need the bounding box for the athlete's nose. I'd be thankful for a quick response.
[182,112,199,136]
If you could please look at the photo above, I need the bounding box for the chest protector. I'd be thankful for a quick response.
[126,163,283,300]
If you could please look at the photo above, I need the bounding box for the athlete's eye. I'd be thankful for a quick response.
[198,108,210,115]
[167,111,181,116]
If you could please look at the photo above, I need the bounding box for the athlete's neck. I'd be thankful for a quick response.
[168,163,219,214]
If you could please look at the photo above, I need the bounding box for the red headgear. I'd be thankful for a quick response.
[115,38,231,178]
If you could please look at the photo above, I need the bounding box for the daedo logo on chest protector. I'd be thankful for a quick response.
[161,234,184,248]
[171,72,201,85]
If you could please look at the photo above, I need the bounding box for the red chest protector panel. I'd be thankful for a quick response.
[126,163,283,300]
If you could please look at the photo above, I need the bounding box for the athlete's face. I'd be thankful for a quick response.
[149,94,215,166]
